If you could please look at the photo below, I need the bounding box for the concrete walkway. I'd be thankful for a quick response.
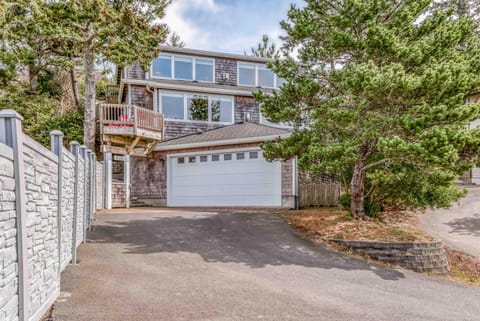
[422,185,480,259]
[54,209,480,321]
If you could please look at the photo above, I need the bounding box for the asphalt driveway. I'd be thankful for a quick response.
[54,209,480,321]
[422,185,480,259]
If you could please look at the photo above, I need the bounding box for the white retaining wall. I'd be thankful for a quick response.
[0,110,104,321]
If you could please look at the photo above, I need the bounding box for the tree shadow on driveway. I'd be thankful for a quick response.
[446,213,480,237]
[88,212,405,281]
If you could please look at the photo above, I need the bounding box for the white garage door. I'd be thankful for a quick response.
[167,149,282,207]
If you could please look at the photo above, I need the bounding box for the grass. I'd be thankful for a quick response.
[284,207,480,287]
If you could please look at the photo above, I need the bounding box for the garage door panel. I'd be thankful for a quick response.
[168,150,282,207]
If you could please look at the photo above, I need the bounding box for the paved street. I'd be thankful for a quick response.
[54,209,480,321]
[422,185,480,259]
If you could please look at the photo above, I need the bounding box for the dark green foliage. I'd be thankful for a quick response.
[0,87,83,146]
[339,193,351,209]
[256,0,480,217]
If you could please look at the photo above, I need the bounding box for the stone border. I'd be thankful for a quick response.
[329,239,449,274]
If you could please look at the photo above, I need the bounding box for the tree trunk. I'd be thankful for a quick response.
[70,67,81,108]
[350,162,366,218]
[28,65,39,92]
[83,36,96,151]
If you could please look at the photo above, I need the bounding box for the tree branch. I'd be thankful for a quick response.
[361,158,390,172]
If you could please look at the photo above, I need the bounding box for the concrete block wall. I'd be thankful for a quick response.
[0,110,105,321]
[0,143,18,321]
[23,136,60,319]
[61,150,75,269]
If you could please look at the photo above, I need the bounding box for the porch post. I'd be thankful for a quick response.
[104,152,112,209]
[124,154,131,208]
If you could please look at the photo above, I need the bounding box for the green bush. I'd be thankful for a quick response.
[339,193,351,210]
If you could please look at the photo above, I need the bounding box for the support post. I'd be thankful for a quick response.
[124,154,130,208]
[50,130,64,274]
[70,141,80,264]
[91,153,97,223]
[0,110,28,321]
[79,146,88,242]
[104,152,112,209]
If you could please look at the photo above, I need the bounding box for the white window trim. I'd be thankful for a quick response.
[237,63,282,89]
[158,90,234,124]
[150,53,215,83]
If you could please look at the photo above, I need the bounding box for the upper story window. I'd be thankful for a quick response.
[151,54,214,82]
[238,62,284,88]
[159,91,233,123]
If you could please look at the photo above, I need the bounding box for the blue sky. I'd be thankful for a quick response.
[162,0,303,54]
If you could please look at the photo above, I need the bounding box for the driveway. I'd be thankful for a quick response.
[54,209,480,321]
[422,185,480,259]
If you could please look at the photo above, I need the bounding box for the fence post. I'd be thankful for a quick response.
[124,154,130,208]
[104,152,112,209]
[50,130,64,276]
[0,110,28,321]
[69,141,80,264]
[89,151,94,229]
[91,153,97,223]
[79,146,87,242]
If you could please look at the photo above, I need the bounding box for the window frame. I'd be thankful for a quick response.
[158,90,234,124]
[150,54,215,83]
[237,62,283,89]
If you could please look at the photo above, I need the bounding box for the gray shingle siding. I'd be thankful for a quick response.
[234,96,260,124]
[215,58,237,86]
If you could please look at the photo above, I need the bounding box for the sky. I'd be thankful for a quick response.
[161,0,304,55]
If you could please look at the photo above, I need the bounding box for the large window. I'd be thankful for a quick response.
[238,62,284,88]
[159,92,233,123]
[152,55,172,78]
[151,54,214,82]
[196,58,214,82]
[161,93,184,120]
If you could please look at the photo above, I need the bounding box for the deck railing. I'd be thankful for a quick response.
[99,104,164,134]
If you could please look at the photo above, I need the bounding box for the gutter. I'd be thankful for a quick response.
[157,45,272,63]
[155,133,290,152]
[120,78,255,97]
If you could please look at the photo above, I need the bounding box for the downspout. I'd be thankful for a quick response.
[293,156,299,210]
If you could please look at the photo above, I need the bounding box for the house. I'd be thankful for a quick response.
[104,46,300,208]
[461,91,480,184]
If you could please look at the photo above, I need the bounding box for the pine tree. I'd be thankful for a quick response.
[246,35,280,59]
[256,0,480,218]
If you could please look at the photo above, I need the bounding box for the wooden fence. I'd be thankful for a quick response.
[299,182,341,207]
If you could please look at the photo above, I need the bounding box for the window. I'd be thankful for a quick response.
[236,153,245,160]
[195,58,213,82]
[200,155,208,162]
[152,54,172,78]
[224,154,232,161]
[177,157,185,164]
[238,63,282,88]
[210,98,233,123]
[258,66,274,88]
[174,56,193,80]
[249,151,258,159]
[151,54,214,82]
[238,63,255,86]
[187,95,209,121]
[159,91,233,123]
[212,154,220,161]
[161,93,184,120]
[189,156,196,163]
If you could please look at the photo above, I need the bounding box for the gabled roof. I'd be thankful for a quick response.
[156,122,291,151]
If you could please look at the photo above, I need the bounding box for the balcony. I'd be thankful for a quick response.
[99,104,164,156]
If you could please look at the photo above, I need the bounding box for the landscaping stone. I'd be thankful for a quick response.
[329,239,450,274]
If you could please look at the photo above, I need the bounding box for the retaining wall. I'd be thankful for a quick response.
[330,239,449,274]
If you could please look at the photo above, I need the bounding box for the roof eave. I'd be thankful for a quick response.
[155,133,291,152]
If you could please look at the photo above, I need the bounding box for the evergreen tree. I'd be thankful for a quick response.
[246,35,280,59]
[256,0,480,218]
[2,0,170,150]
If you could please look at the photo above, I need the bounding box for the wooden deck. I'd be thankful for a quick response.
[99,104,164,156]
